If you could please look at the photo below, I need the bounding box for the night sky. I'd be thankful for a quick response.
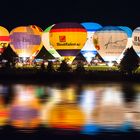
[0,0,140,31]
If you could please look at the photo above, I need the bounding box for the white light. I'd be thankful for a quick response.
[107,61,114,67]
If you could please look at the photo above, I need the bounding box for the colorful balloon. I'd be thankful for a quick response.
[93,26,128,65]
[50,22,87,63]
[0,26,10,54]
[10,26,42,58]
[42,25,61,58]
[132,27,140,57]
[81,22,102,63]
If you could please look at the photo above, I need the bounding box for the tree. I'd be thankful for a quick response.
[75,61,86,72]
[58,60,71,72]
[119,47,139,74]
[40,61,45,71]
[46,61,55,72]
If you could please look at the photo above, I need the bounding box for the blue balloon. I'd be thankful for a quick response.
[118,26,132,38]
[81,22,102,32]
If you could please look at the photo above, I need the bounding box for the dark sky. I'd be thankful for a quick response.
[1,0,140,31]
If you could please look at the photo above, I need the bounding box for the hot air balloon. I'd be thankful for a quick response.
[50,22,87,64]
[0,26,10,54]
[10,26,42,60]
[9,85,41,130]
[81,22,102,63]
[93,26,128,66]
[29,25,43,60]
[132,27,140,57]
[42,25,61,59]
[117,26,132,63]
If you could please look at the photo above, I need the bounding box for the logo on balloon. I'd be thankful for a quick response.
[104,36,127,49]
[59,36,66,42]
[133,36,140,46]
[93,38,100,50]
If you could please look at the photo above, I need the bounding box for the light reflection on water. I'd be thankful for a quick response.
[0,82,139,134]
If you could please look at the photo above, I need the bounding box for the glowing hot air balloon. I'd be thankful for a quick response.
[81,22,102,63]
[93,26,128,66]
[132,27,140,57]
[42,25,61,59]
[0,26,10,54]
[50,22,87,64]
[10,26,42,59]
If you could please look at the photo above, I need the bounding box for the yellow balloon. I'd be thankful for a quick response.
[50,22,87,63]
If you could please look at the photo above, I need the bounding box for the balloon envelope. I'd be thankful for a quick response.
[50,22,87,63]
[81,22,102,62]
[93,26,128,63]
[10,26,42,58]
[0,26,10,54]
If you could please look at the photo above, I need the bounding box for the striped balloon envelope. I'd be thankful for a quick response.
[93,26,128,66]
[49,22,87,63]
[0,26,10,54]
[10,26,42,58]
[42,25,61,58]
[81,22,102,63]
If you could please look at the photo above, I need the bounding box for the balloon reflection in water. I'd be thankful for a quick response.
[0,95,8,126]
[132,94,140,130]
[9,85,41,131]
[92,87,126,130]
[80,85,102,134]
[47,87,85,130]
[41,87,62,126]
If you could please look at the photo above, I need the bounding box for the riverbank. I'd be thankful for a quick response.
[0,68,140,83]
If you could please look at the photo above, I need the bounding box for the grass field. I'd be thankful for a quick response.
[14,64,140,73]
